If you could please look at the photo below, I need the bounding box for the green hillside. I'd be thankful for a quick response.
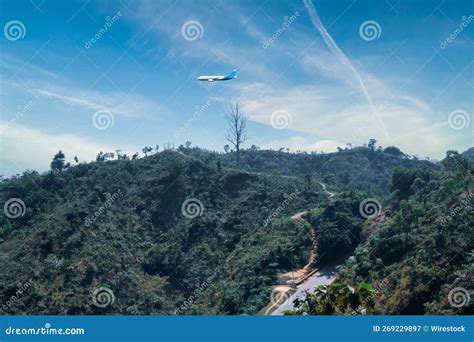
[0,146,472,315]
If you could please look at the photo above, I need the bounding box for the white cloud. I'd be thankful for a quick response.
[123,0,282,80]
[0,123,118,174]
[308,139,346,152]
[32,87,163,119]
[234,81,458,159]
[258,136,345,153]
[1,53,167,120]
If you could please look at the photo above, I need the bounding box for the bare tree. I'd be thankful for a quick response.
[225,101,247,165]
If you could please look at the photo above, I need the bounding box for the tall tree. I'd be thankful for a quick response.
[368,138,377,151]
[50,151,66,173]
[225,101,247,165]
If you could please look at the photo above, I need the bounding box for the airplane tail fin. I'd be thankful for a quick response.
[226,69,237,79]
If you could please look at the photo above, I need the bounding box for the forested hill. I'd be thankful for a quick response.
[335,150,473,315]
[182,146,436,196]
[0,146,471,315]
[462,147,474,160]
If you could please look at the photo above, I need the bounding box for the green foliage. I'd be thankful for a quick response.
[306,194,365,265]
[0,147,471,316]
[50,151,67,173]
[288,281,375,315]
[218,147,435,197]
[383,146,405,156]
[0,151,317,314]
[337,151,474,314]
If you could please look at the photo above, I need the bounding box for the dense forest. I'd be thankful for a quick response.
[0,143,472,315]
[289,150,473,315]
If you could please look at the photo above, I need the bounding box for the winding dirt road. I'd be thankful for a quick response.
[265,183,345,315]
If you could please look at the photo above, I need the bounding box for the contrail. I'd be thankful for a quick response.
[303,0,375,111]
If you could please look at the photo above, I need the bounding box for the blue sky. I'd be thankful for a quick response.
[1,0,473,175]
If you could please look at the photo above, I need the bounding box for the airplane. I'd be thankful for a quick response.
[197,69,237,82]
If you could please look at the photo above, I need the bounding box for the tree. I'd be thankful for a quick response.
[391,167,416,202]
[96,151,106,162]
[224,145,230,154]
[368,139,377,151]
[383,146,404,156]
[104,152,115,160]
[142,146,153,156]
[225,101,247,165]
[443,150,467,174]
[50,151,66,173]
[287,282,375,315]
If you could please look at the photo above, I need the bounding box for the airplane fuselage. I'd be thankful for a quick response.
[197,70,237,82]
[197,75,228,82]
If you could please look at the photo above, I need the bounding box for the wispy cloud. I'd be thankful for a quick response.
[0,122,117,173]
[257,136,346,153]
[123,0,282,79]
[234,81,457,158]
[32,87,161,118]
[1,53,168,120]
[303,0,375,110]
